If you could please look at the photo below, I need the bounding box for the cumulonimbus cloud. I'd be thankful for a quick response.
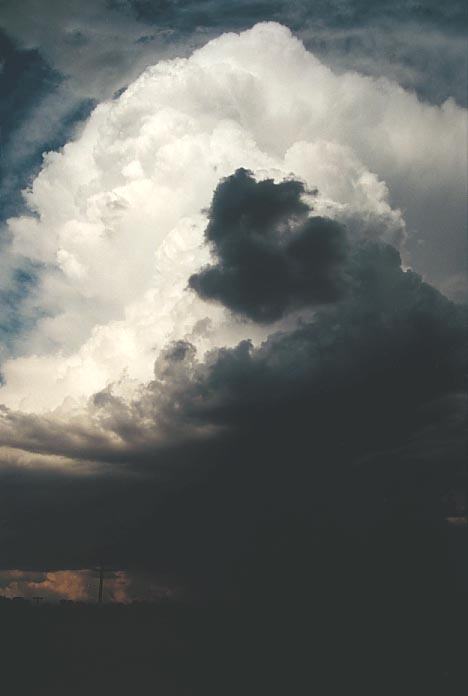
[0,20,465,578]
[1,22,465,417]
[0,213,465,573]
[0,172,465,473]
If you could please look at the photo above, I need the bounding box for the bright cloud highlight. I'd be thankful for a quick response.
[1,22,465,414]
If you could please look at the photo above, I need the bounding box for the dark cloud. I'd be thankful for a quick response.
[181,241,466,456]
[0,213,465,593]
[189,169,348,322]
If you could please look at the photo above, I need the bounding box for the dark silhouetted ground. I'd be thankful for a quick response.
[1,521,467,695]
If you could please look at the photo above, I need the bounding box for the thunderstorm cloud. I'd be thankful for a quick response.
[0,22,465,589]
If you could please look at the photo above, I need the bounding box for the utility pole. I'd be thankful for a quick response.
[98,564,104,604]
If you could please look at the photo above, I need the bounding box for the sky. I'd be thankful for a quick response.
[0,1,466,602]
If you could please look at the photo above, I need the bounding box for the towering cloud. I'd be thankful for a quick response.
[0,24,465,591]
[1,23,465,414]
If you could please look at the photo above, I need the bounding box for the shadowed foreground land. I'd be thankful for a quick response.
[1,525,467,696]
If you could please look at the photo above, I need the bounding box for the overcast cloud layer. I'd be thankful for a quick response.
[0,21,465,590]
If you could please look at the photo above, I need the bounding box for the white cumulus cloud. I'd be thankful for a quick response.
[1,22,465,415]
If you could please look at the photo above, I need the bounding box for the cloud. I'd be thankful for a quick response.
[0,0,192,222]
[0,568,177,602]
[0,231,465,579]
[4,1,466,104]
[0,194,465,477]
[99,239,467,453]
[1,22,465,414]
[189,169,348,321]
[0,569,92,601]
[300,19,468,107]
[0,24,465,590]
[1,0,465,298]
[0,0,182,105]
[1,1,466,228]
